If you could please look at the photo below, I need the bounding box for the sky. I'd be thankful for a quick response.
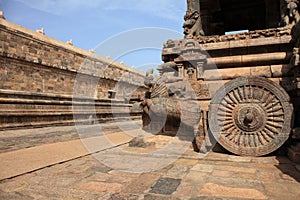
[0,0,187,73]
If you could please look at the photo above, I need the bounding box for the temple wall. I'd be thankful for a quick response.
[0,18,146,129]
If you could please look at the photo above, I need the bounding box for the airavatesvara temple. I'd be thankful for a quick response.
[1,0,300,161]
[141,0,300,161]
[1,0,300,199]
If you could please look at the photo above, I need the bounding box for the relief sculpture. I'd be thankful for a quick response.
[280,0,300,26]
[184,0,205,37]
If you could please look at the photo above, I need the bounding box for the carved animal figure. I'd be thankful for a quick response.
[280,0,300,26]
[36,27,45,35]
[184,0,205,37]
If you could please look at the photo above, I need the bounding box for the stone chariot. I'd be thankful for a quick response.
[142,0,300,158]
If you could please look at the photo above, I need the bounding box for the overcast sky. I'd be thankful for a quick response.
[1,0,187,72]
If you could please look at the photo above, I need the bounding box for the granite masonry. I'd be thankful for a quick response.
[0,17,146,129]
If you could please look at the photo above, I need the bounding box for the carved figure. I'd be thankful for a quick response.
[0,11,5,19]
[292,47,300,66]
[36,27,45,35]
[291,20,300,47]
[184,0,204,37]
[66,39,73,45]
[144,69,155,88]
[291,20,300,66]
[280,0,300,26]
[140,99,153,129]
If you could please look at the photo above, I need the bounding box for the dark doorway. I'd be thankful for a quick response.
[220,0,266,32]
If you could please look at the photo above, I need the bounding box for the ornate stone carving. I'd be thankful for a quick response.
[184,0,204,37]
[0,11,5,20]
[190,81,210,99]
[209,76,294,156]
[280,0,300,27]
[66,39,73,45]
[36,27,45,35]
[291,21,300,69]
[197,26,291,44]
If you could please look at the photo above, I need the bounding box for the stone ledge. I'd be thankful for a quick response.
[0,116,141,130]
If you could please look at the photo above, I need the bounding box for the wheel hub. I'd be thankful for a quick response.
[234,103,266,133]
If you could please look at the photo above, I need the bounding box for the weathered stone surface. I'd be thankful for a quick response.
[191,164,214,173]
[271,64,293,77]
[123,173,160,194]
[203,67,251,80]
[0,19,145,90]
[199,183,267,199]
[77,181,123,193]
[0,19,146,130]
[0,129,137,180]
[165,164,190,179]
[129,137,155,148]
[227,155,252,163]
[1,130,300,199]
[263,182,300,200]
[108,193,140,200]
[149,178,181,195]
[250,66,272,77]
[209,76,293,157]
[288,146,300,163]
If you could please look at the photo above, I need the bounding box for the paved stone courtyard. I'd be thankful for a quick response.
[0,122,300,200]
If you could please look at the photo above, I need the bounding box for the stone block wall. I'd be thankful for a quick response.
[0,18,146,129]
[0,18,145,99]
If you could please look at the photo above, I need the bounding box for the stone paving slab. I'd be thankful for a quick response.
[0,121,142,153]
[0,129,139,180]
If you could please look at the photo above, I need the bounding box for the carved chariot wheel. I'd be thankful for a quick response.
[209,77,293,156]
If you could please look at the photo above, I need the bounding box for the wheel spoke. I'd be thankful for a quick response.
[209,77,293,156]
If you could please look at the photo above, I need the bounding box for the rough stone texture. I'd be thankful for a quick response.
[123,173,160,194]
[149,178,181,195]
[0,19,146,129]
[288,146,300,163]
[0,89,142,129]
[1,129,300,199]
[0,121,140,153]
[199,183,267,199]
[209,76,293,157]
[0,127,137,180]
[77,181,123,193]
[0,19,145,95]
[147,14,297,157]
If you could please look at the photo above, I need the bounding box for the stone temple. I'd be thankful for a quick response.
[141,0,300,161]
[0,1,300,198]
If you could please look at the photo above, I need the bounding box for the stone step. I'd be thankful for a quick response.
[0,116,141,130]
[0,110,141,116]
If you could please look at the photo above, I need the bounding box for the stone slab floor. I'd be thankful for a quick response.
[0,123,300,200]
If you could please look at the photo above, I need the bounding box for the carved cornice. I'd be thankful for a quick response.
[197,26,292,44]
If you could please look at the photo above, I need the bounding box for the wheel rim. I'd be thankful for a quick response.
[209,77,293,156]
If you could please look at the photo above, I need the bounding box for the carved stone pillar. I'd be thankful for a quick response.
[196,61,205,79]
[177,63,184,78]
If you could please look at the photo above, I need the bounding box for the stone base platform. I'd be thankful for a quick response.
[0,89,141,130]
